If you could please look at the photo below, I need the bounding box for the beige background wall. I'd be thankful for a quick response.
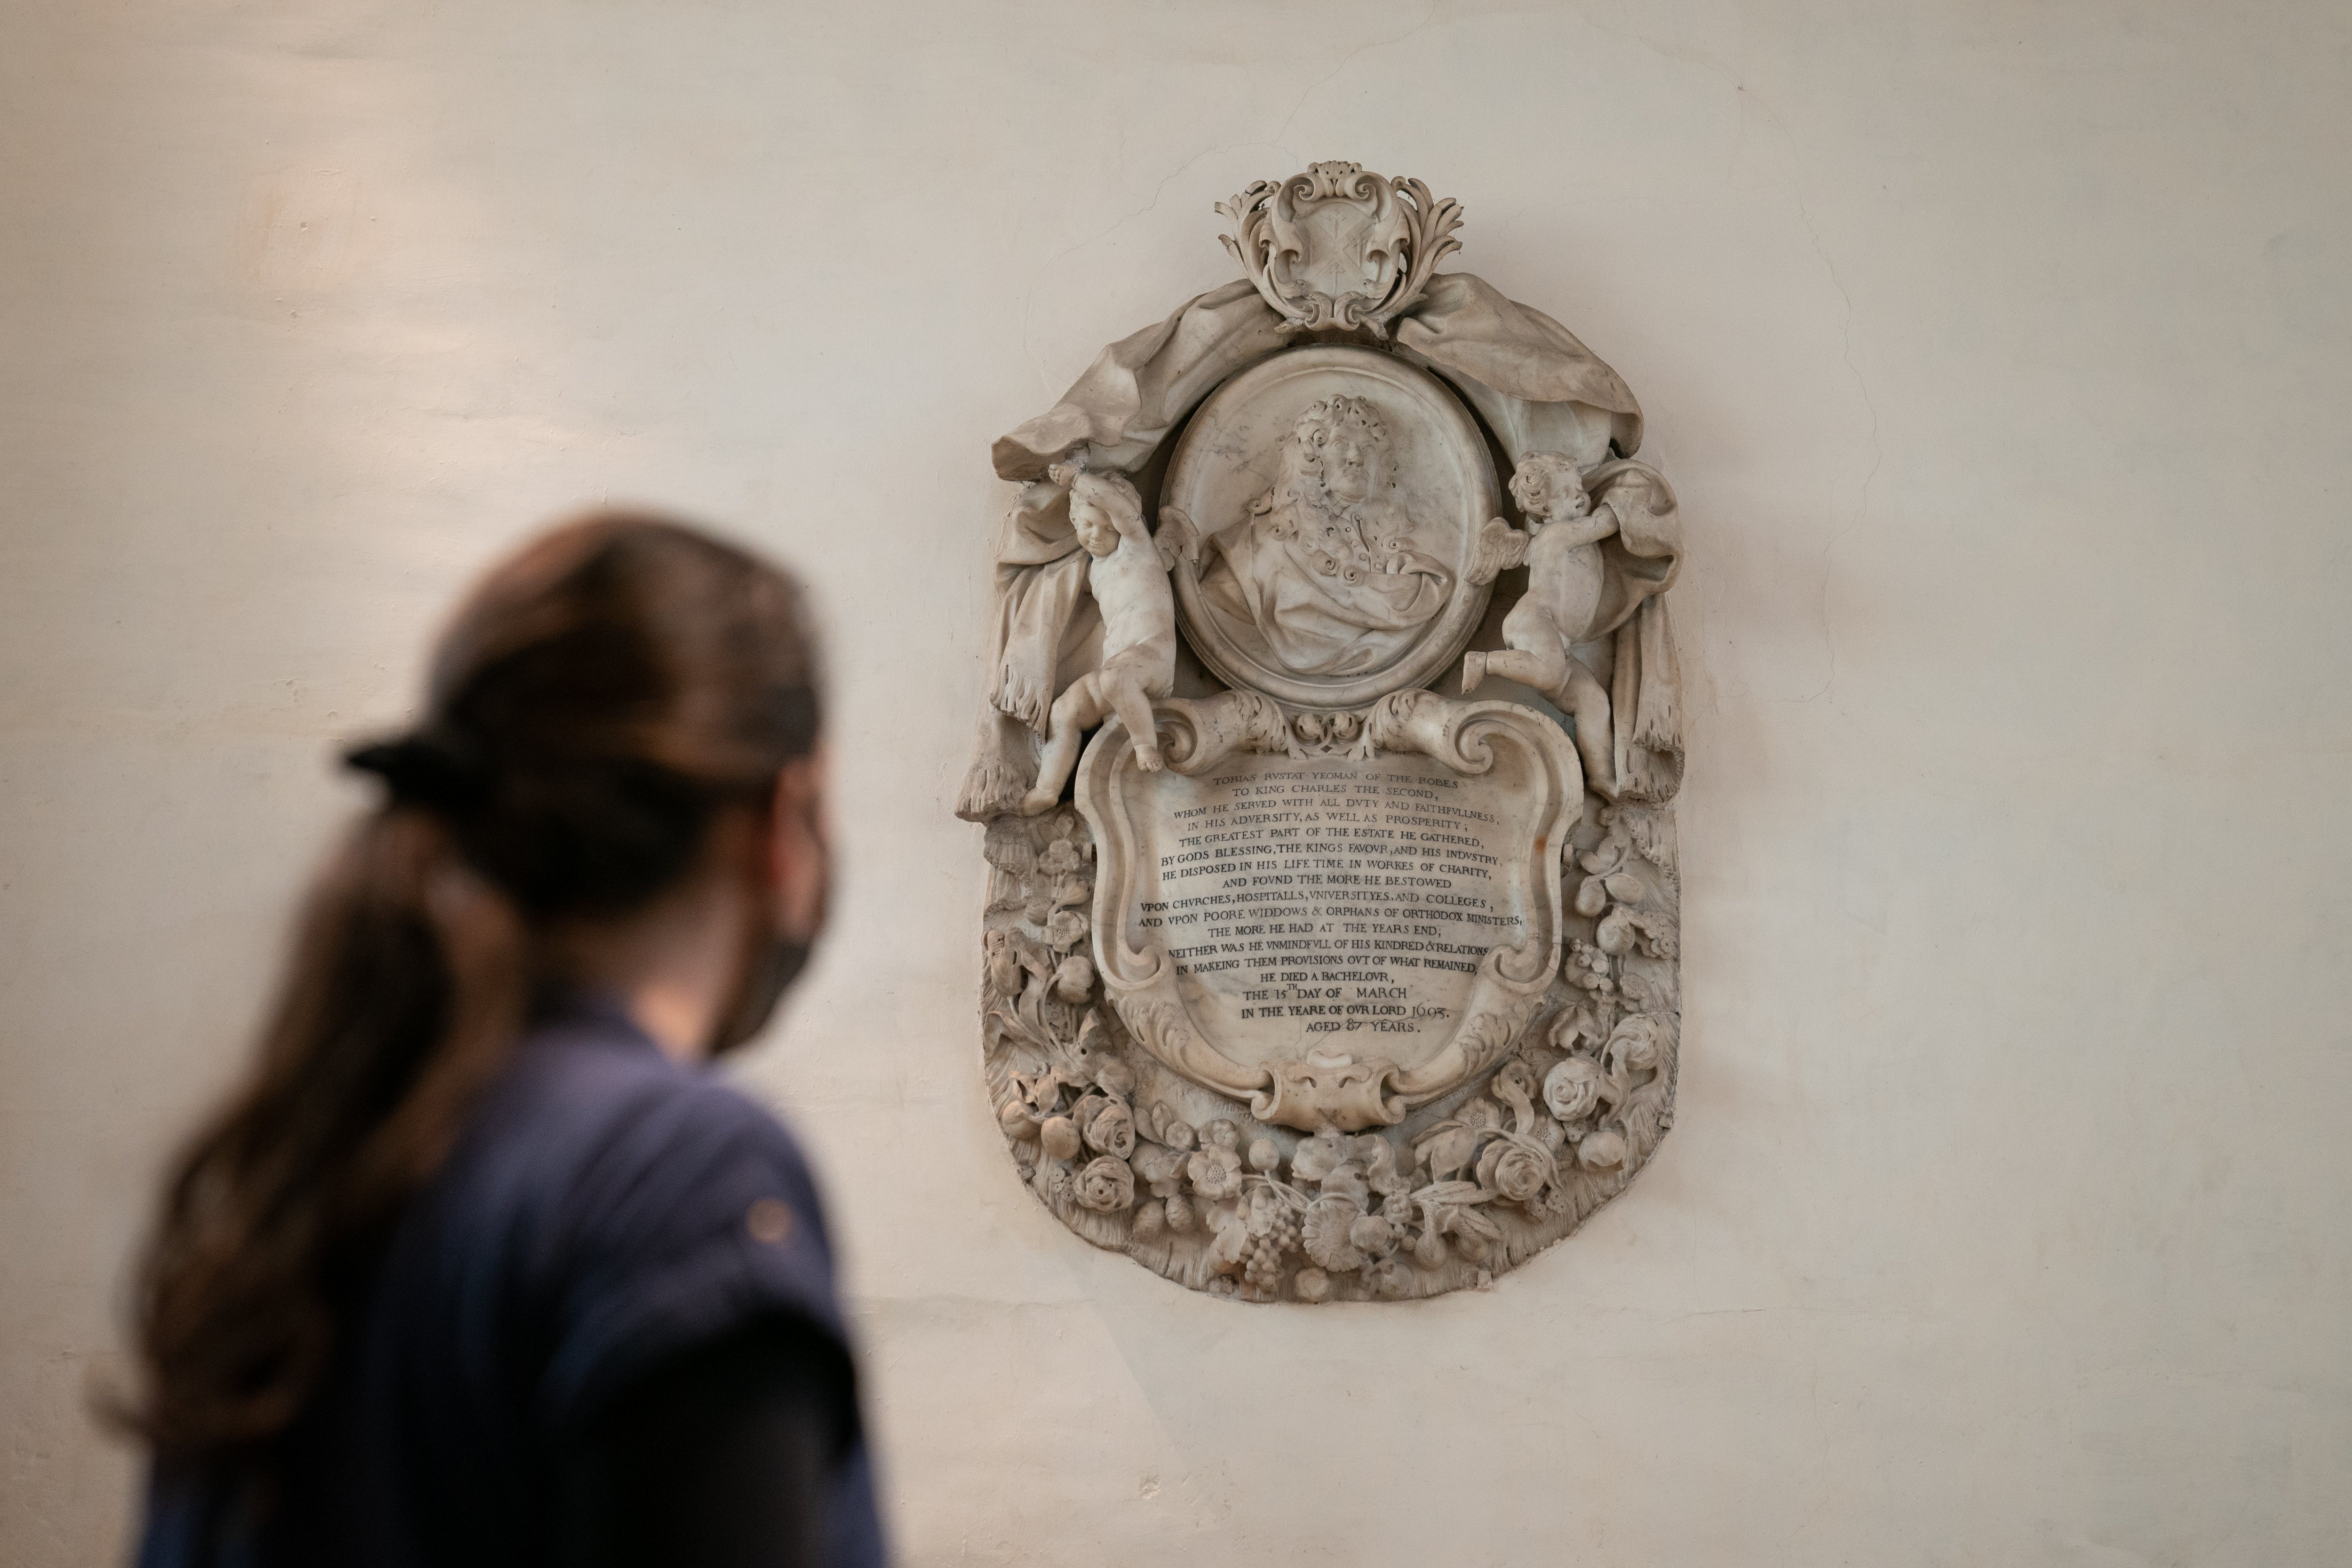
[5,2,2348,1562]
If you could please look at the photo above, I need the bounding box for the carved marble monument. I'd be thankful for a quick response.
[961,163,1684,1302]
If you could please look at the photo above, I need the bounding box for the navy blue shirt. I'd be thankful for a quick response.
[138,998,886,1568]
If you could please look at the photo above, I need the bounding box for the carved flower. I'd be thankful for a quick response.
[1294,1266,1332,1304]
[1159,1117,1197,1152]
[1458,1098,1502,1132]
[1290,1130,1350,1183]
[1050,953,1095,1003]
[1477,1139,1551,1206]
[1492,1059,1539,1106]
[1204,1119,1240,1151]
[1608,1013,1671,1074]
[1084,1098,1135,1160]
[1075,1155,1135,1212]
[1044,908,1088,952]
[1132,1142,1184,1194]
[1544,1057,1607,1123]
[1187,1145,1244,1201]
[1038,837,1085,877]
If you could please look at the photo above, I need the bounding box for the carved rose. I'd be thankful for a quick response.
[1477,1139,1550,1205]
[1044,908,1088,951]
[1609,1013,1671,1074]
[1492,1059,1539,1106]
[1187,1145,1244,1201]
[1075,1155,1136,1212]
[1084,1099,1135,1160]
[1544,1057,1607,1122]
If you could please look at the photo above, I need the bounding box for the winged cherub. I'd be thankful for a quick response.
[1459,453,1653,792]
[1021,464,1192,814]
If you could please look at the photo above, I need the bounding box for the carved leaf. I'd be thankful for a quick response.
[1412,1180,1487,1211]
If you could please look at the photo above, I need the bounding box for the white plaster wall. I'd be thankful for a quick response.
[4,2,2348,1562]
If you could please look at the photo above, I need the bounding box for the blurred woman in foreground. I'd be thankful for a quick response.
[123,516,884,1567]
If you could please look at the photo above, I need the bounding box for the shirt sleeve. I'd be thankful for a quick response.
[552,1313,851,1568]
[530,1075,860,1444]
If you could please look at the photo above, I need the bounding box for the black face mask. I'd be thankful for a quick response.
[708,812,830,1058]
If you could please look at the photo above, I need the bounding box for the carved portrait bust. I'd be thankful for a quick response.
[1165,344,1504,711]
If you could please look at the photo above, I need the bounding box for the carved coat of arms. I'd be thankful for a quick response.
[961,162,1684,1302]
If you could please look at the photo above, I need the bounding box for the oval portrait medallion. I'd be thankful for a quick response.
[1166,345,1501,711]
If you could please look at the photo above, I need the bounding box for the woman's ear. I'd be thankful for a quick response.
[766,749,831,943]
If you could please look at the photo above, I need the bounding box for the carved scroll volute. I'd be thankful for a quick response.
[1366,692,1586,1108]
[1217,162,1465,339]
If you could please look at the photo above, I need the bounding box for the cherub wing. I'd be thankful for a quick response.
[1465,516,1530,586]
[1154,505,1202,573]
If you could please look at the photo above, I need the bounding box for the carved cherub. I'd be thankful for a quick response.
[1021,464,1191,814]
[1460,454,1650,794]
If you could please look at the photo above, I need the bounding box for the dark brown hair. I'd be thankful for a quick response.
[121,513,823,1459]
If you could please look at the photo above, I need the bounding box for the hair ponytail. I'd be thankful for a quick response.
[120,513,821,1461]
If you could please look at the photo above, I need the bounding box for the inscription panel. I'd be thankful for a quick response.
[1119,748,1547,1074]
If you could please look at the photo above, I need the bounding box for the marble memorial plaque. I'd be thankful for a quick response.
[960,162,1687,1302]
